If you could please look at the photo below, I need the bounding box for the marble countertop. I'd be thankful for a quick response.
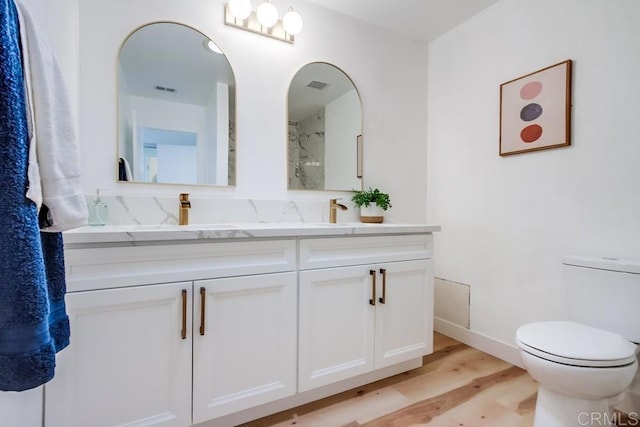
[63,223,441,245]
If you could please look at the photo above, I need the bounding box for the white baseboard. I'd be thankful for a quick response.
[434,317,524,369]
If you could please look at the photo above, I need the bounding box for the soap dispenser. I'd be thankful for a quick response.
[88,189,108,226]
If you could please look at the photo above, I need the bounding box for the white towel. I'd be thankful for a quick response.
[16,3,41,209]
[16,1,88,232]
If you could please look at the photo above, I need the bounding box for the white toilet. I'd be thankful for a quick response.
[516,256,640,427]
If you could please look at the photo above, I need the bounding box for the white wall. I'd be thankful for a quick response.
[215,82,229,185]
[427,0,640,347]
[74,0,429,222]
[325,90,361,191]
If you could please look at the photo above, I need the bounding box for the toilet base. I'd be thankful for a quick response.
[616,354,640,418]
[534,387,615,427]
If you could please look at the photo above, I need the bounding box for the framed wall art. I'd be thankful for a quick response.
[499,59,572,156]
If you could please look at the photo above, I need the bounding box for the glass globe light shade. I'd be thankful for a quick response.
[228,0,252,20]
[282,9,303,35]
[257,1,278,28]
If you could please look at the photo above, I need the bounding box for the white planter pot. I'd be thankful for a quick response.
[360,205,385,223]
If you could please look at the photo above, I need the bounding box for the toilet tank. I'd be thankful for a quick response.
[564,256,640,343]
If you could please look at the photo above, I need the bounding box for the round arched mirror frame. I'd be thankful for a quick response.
[287,61,363,191]
[117,22,237,186]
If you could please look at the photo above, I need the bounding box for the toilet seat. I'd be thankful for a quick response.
[517,321,637,368]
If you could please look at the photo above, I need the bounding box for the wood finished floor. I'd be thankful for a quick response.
[242,333,538,427]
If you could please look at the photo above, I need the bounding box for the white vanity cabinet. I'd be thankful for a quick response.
[45,282,193,427]
[47,225,439,426]
[45,239,297,427]
[298,235,433,392]
[192,272,297,423]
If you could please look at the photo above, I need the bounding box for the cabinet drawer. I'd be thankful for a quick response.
[65,239,296,292]
[299,234,432,270]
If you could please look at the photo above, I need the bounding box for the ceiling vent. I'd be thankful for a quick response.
[307,80,328,90]
[154,85,176,93]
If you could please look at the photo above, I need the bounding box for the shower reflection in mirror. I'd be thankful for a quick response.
[118,22,236,186]
[288,62,363,191]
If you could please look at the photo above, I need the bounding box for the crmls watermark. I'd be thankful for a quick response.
[578,411,639,426]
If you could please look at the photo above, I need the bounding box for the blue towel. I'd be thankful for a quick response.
[0,0,69,391]
[40,231,70,353]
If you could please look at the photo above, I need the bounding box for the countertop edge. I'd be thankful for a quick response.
[63,223,441,245]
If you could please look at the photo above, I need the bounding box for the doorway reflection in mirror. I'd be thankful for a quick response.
[118,22,236,186]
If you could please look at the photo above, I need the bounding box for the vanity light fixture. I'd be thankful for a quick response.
[224,1,303,43]
[256,0,278,28]
[282,7,303,35]
[228,0,252,20]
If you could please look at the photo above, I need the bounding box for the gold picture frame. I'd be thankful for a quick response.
[499,60,572,156]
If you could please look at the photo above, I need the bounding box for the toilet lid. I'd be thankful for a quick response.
[516,321,638,367]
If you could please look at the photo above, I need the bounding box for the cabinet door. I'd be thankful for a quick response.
[45,282,192,427]
[298,265,375,392]
[192,272,297,423]
[0,388,42,427]
[375,259,433,369]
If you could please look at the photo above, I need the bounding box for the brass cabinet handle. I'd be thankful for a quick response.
[181,289,187,340]
[369,270,376,305]
[199,287,206,336]
[379,268,387,304]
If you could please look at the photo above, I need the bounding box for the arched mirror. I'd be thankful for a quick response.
[288,62,363,191]
[118,22,236,186]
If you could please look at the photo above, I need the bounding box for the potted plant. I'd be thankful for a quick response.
[351,188,392,223]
